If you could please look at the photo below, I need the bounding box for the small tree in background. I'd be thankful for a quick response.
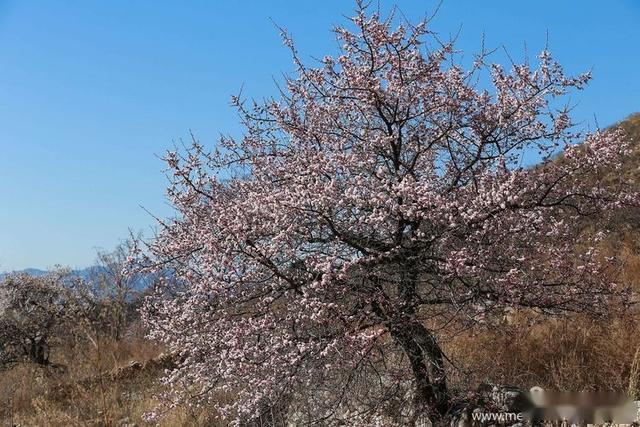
[90,238,144,340]
[0,272,73,367]
[139,4,636,425]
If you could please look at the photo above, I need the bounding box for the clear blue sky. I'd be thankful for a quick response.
[0,1,638,271]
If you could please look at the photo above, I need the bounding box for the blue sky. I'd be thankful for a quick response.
[0,1,639,271]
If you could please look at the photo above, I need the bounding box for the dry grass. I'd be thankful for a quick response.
[4,312,638,426]
[446,311,639,395]
[0,324,224,427]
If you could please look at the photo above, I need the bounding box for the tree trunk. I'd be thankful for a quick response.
[371,260,451,424]
[389,320,450,424]
[29,338,49,366]
[394,260,451,423]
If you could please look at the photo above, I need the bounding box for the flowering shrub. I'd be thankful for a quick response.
[0,273,73,367]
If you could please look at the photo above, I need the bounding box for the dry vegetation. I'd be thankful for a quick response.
[447,312,640,394]
[3,312,639,426]
[2,115,640,426]
[0,326,227,427]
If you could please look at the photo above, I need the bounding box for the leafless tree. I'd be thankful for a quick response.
[88,238,144,340]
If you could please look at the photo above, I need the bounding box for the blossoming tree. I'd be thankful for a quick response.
[140,6,635,425]
[0,272,73,367]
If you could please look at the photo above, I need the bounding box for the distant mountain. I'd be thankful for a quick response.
[0,266,105,277]
[0,266,159,291]
[0,268,48,281]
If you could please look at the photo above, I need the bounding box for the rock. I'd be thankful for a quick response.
[448,382,532,427]
[117,417,137,427]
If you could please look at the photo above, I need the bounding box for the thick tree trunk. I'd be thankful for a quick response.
[371,259,451,423]
[389,320,450,424]
[392,260,451,423]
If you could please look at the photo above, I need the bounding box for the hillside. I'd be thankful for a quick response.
[619,112,640,143]
[613,112,640,182]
